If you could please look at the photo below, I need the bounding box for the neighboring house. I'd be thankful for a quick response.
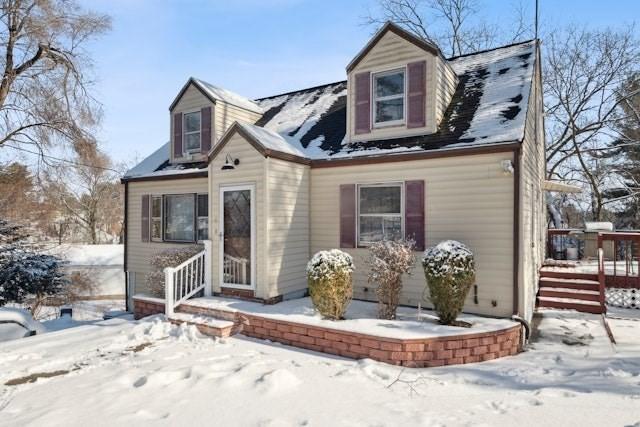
[122,22,546,323]
[51,244,125,300]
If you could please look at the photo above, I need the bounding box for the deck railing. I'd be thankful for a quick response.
[165,240,212,316]
[596,232,640,289]
[546,228,583,260]
[223,254,248,285]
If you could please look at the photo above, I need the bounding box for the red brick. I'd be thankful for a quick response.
[307,328,325,338]
[253,326,268,335]
[464,355,480,364]
[268,330,283,339]
[445,357,464,365]
[472,345,488,356]
[498,349,510,357]
[299,335,315,345]
[481,352,497,361]
[322,332,340,341]
[262,320,277,329]
[339,334,360,345]
[291,325,307,335]
[276,324,292,333]
[380,342,403,352]
[315,338,331,347]
[454,348,471,358]
[445,340,462,350]
[390,351,413,361]
[509,346,519,356]
[488,343,501,353]
[426,341,444,351]
[435,350,453,359]
[332,341,349,351]
[339,350,360,359]
[369,349,391,360]
[349,344,368,355]
[464,338,480,348]
[496,334,507,343]
[403,343,425,352]
[480,336,494,346]
[502,340,513,350]
[427,360,445,367]
[283,332,299,342]
[249,318,263,328]
[360,339,380,349]
[414,351,434,361]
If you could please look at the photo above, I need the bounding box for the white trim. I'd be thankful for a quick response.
[356,182,405,247]
[218,184,256,290]
[183,109,202,155]
[372,67,407,128]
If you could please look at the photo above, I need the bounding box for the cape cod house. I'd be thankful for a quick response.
[122,22,546,324]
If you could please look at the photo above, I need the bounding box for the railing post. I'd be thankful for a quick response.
[203,239,212,297]
[597,233,606,314]
[164,267,174,316]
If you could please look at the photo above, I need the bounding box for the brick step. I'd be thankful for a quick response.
[538,277,600,290]
[539,269,599,282]
[176,303,238,322]
[536,296,604,314]
[538,287,601,302]
[168,312,238,338]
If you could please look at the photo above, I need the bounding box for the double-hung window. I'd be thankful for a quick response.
[357,183,403,245]
[151,196,162,241]
[164,194,195,242]
[197,194,208,240]
[373,69,405,126]
[183,111,201,153]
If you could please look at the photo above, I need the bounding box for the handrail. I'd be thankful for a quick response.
[597,233,606,313]
[165,240,212,316]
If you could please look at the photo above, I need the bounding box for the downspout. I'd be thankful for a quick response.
[513,146,521,317]
[123,180,129,312]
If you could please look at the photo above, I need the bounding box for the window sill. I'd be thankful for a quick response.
[373,121,406,129]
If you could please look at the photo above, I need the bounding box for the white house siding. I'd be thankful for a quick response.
[435,59,458,125]
[518,51,546,322]
[126,177,208,296]
[208,132,267,299]
[310,151,516,317]
[214,102,261,143]
[266,158,310,298]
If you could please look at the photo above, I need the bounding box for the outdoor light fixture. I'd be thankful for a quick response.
[221,154,240,170]
[501,159,514,175]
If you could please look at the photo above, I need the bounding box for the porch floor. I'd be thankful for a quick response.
[542,259,639,277]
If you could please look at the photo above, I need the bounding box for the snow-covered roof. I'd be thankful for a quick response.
[192,78,263,114]
[125,39,537,180]
[236,122,308,158]
[48,244,124,266]
[123,142,170,178]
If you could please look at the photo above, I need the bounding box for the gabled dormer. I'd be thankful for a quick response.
[168,77,263,164]
[346,22,458,143]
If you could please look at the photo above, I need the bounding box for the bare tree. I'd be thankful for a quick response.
[0,0,110,154]
[544,26,640,220]
[364,0,531,57]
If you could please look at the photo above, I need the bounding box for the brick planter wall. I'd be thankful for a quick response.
[238,313,522,367]
[133,296,165,320]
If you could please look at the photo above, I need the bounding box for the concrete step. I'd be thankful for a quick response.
[168,312,238,338]
[538,287,601,302]
[536,296,604,314]
[538,277,600,290]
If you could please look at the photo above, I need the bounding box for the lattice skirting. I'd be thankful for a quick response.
[606,288,640,309]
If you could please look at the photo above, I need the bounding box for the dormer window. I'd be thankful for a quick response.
[183,111,201,153]
[373,69,405,126]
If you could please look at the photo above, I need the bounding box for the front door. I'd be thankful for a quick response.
[219,185,255,289]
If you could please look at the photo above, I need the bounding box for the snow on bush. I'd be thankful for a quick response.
[367,239,416,320]
[146,245,203,298]
[306,250,354,320]
[422,240,476,325]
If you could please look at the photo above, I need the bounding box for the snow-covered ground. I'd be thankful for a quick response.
[1,310,638,426]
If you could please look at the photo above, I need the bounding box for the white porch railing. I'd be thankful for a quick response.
[165,240,212,316]
[223,254,248,284]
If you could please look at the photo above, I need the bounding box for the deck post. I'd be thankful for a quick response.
[203,240,212,297]
[165,267,174,316]
[597,233,606,314]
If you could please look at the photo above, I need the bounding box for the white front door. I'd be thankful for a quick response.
[219,184,255,290]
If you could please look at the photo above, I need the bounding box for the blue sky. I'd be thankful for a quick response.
[80,0,639,166]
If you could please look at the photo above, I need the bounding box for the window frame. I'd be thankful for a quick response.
[196,193,209,242]
[150,195,163,242]
[372,67,407,128]
[163,193,197,243]
[356,182,404,247]
[182,110,202,154]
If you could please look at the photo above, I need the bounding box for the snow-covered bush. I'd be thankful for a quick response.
[146,245,203,297]
[422,240,475,325]
[307,250,354,320]
[0,220,68,318]
[367,239,416,320]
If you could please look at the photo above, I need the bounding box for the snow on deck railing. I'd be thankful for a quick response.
[165,240,211,316]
